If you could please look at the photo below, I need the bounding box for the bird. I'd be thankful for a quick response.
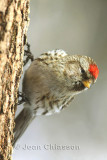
[13,49,99,146]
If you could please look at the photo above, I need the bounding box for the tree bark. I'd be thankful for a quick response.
[0,0,30,159]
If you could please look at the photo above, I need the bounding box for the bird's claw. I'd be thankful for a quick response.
[24,42,34,66]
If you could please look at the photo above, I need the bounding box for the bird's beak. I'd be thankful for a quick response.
[82,80,92,89]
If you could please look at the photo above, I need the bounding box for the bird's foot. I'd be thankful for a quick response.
[18,91,28,105]
[24,42,34,66]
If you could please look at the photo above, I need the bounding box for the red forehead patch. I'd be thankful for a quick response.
[89,64,99,79]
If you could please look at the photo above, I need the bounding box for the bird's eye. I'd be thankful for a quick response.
[81,68,85,74]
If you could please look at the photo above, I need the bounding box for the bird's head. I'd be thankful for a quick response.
[65,55,99,92]
[37,50,99,93]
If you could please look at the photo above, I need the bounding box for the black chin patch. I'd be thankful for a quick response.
[72,83,86,91]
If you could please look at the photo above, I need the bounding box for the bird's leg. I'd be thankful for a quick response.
[18,43,34,104]
[18,91,28,105]
[24,42,34,66]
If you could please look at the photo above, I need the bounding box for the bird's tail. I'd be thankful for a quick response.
[13,105,35,146]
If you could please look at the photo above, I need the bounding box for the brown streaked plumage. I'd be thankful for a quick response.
[13,49,99,146]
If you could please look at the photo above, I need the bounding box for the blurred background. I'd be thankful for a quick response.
[13,0,107,160]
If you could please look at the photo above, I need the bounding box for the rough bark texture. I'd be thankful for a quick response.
[0,0,30,159]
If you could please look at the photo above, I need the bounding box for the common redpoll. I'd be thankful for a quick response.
[14,50,99,145]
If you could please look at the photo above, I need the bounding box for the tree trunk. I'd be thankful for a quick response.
[0,0,30,159]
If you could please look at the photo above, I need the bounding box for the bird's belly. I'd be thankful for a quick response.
[33,95,73,116]
[35,107,61,116]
